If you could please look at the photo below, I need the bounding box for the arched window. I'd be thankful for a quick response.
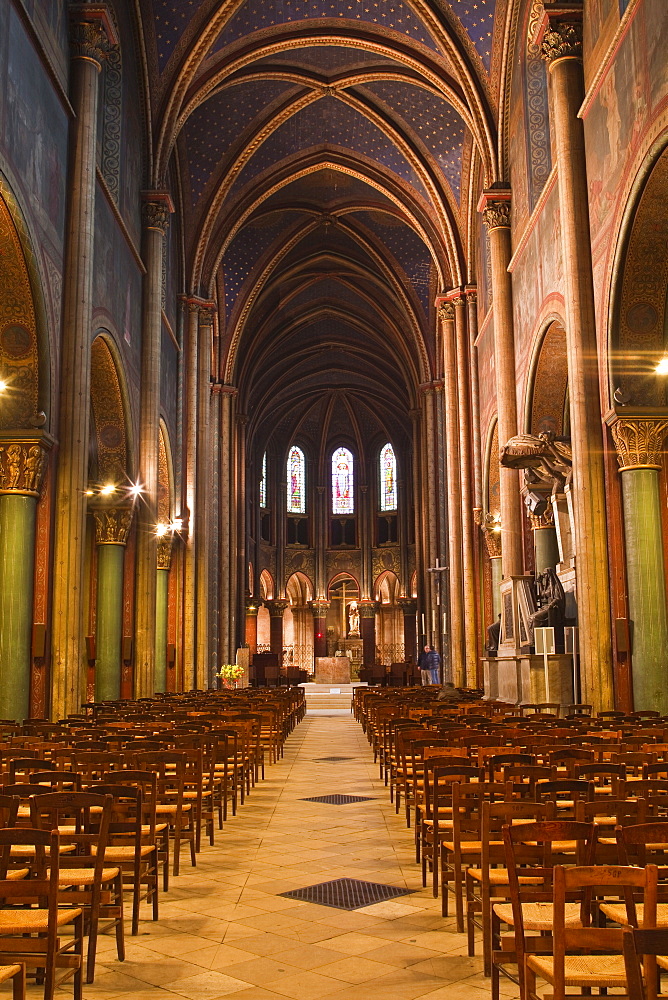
[379,443,396,511]
[259,452,267,508]
[287,446,306,513]
[332,447,354,514]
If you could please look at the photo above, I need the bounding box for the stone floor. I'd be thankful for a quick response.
[53,710,520,1000]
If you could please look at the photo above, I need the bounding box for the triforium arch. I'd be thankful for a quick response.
[606,141,668,713]
[87,333,134,704]
[0,179,52,722]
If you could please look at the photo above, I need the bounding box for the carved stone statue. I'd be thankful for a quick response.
[500,431,572,494]
[348,601,360,637]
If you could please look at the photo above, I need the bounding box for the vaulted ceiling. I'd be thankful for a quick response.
[137,0,511,459]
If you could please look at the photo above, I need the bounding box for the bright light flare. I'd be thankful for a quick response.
[656,357,668,375]
[0,380,7,393]
[100,483,116,496]
[155,523,168,537]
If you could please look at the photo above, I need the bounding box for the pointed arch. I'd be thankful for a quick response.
[331,446,354,515]
[379,442,397,511]
[287,445,306,514]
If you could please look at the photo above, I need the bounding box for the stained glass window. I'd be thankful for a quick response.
[380,443,397,511]
[287,446,306,513]
[332,447,354,515]
[259,452,267,508]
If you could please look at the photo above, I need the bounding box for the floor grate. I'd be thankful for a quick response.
[314,756,355,762]
[280,877,415,910]
[300,794,374,804]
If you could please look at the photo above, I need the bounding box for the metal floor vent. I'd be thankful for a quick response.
[314,756,355,762]
[300,794,374,804]
[280,877,414,910]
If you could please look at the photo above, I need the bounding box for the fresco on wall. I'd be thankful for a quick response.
[20,0,67,86]
[645,0,668,110]
[2,8,67,249]
[160,329,178,442]
[585,21,647,235]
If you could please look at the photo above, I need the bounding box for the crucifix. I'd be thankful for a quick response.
[427,557,448,644]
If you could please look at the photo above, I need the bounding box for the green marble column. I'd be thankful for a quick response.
[155,535,172,694]
[92,505,132,702]
[0,436,50,721]
[490,557,502,620]
[611,416,668,713]
[534,525,560,574]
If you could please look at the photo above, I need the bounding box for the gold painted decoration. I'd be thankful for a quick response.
[157,426,171,523]
[482,200,511,231]
[308,599,330,616]
[438,302,455,322]
[90,337,127,483]
[266,599,290,618]
[91,504,133,545]
[0,438,50,496]
[157,534,173,570]
[609,417,668,471]
[358,601,378,618]
[541,23,582,63]
[0,195,40,431]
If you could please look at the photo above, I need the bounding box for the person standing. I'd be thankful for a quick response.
[427,646,441,685]
[418,644,431,685]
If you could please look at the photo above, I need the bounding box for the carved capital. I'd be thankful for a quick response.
[141,192,174,235]
[397,597,417,616]
[0,437,50,496]
[482,200,511,231]
[483,528,503,559]
[541,21,582,63]
[609,417,668,471]
[474,508,503,558]
[308,599,330,617]
[157,534,173,570]
[358,600,378,619]
[528,506,555,530]
[245,601,259,618]
[69,5,117,67]
[91,504,133,545]
[438,302,455,322]
[266,599,290,618]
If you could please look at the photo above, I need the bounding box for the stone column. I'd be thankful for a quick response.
[235,413,248,651]
[309,599,329,659]
[51,7,116,721]
[453,294,479,687]
[438,304,465,685]
[0,436,50,721]
[218,386,236,665]
[467,289,483,510]
[421,386,438,635]
[476,509,503,621]
[359,600,378,667]
[181,298,198,693]
[536,2,614,710]
[195,305,215,689]
[398,597,418,666]
[155,534,172,694]
[267,599,289,657]
[530,511,560,573]
[245,601,259,657]
[410,408,426,642]
[315,486,326,600]
[609,417,668,712]
[91,503,133,701]
[360,485,372,600]
[479,193,524,579]
[134,192,173,699]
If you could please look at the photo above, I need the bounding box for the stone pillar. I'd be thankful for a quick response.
[609,417,668,712]
[453,294,479,686]
[398,597,418,666]
[410,408,426,643]
[438,304,465,685]
[245,601,259,657]
[536,2,614,710]
[315,486,326,600]
[0,437,50,721]
[531,513,561,573]
[360,485,372,600]
[51,7,116,721]
[235,413,248,651]
[476,509,503,621]
[91,503,133,701]
[359,600,378,666]
[479,194,524,579]
[218,386,236,665]
[195,305,215,689]
[155,534,172,694]
[467,289,483,510]
[134,192,173,699]
[309,599,329,659]
[181,298,198,694]
[267,600,289,658]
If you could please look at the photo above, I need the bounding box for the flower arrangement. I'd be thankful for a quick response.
[217,664,244,688]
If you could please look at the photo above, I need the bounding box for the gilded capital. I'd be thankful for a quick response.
[527,506,555,530]
[142,193,174,235]
[609,417,668,471]
[358,600,378,619]
[91,504,133,545]
[157,534,173,570]
[482,200,511,231]
[438,302,455,322]
[0,438,50,496]
[483,528,502,559]
[474,508,503,558]
[541,22,582,63]
[266,598,290,618]
[397,597,417,615]
[69,5,117,67]
[309,599,330,616]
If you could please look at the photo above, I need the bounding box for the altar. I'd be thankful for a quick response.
[315,656,351,684]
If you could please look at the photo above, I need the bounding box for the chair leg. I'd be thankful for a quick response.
[114,872,125,962]
[132,859,141,935]
[11,964,25,1000]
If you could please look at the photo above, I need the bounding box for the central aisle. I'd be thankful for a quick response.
[90,712,509,1000]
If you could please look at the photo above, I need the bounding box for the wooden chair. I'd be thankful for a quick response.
[132,752,196,876]
[525,864,658,1000]
[29,792,123,983]
[0,829,84,1000]
[0,963,24,1000]
[492,820,596,1000]
[622,926,668,1000]
[419,763,481,897]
